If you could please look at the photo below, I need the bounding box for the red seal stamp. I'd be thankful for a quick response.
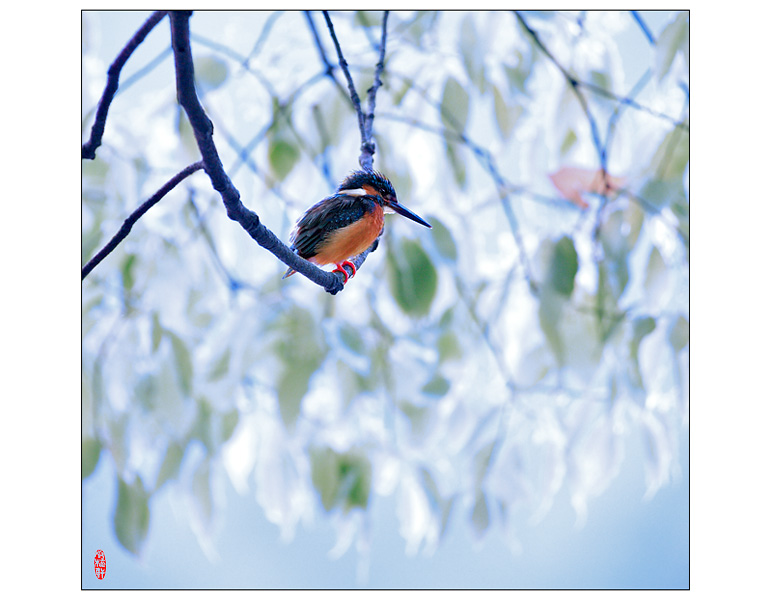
[94,550,106,580]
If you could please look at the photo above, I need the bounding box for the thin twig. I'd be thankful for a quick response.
[82,161,205,279]
[322,11,368,143]
[82,11,168,159]
[515,11,609,188]
[359,11,389,169]
[303,11,351,103]
[305,10,335,78]
[630,11,655,45]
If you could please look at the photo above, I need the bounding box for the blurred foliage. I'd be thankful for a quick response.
[82,10,688,562]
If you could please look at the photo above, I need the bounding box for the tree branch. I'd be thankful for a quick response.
[168,11,347,294]
[630,11,655,45]
[322,11,368,147]
[515,12,607,174]
[81,161,205,280]
[360,11,389,170]
[82,11,168,159]
[321,10,390,170]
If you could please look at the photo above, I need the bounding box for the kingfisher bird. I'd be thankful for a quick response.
[282,170,431,283]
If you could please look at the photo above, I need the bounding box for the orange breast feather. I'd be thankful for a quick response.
[311,207,384,266]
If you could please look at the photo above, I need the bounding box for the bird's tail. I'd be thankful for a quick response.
[281,266,296,279]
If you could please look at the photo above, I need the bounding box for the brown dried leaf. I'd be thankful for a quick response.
[549,167,626,209]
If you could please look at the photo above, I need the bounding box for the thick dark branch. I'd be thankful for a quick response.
[82,11,167,159]
[168,11,347,294]
[82,161,204,280]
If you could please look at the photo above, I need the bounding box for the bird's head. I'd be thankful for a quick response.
[338,170,432,228]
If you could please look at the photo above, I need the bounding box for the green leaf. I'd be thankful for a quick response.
[310,447,372,512]
[440,77,469,133]
[272,307,327,428]
[422,374,450,397]
[437,331,462,363]
[539,292,565,364]
[195,55,229,90]
[473,441,496,486]
[268,138,300,180]
[493,85,519,141]
[339,322,366,355]
[560,129,578,156]
[503,48,533,95]
[338,451,372,511]
[121,254,137,292]
[82,437,102,479]
[113,475,150,555]
[596,259,627,323]
[444,140,466,187]
[471,490,489,537]
[310,447,338,511]
[207,348,231,382]
[191,399,215,451]
[589,69,610,91]
[387,239,437,317]
[600,203,644,258]
[644,246,668,304]
[393,78,412,106]
[155,441,185,490]
[404,11,440,48]
[354,11,380,27]
[650,127,689,183]
[399,401,432,440]
[655,12,689,81]
[151,313,163,352]
[221,409,240,444]
[135,373,158,411]
[459,14,486,94]
[632,317,657,355]
[167,331,193,396]
[429,217,458,261]
[669,315,689,353]
[629,316,656,388]
[192,459,213,526]
[640,178,686,213]
[548,236,578,298]
[277,368,311,428]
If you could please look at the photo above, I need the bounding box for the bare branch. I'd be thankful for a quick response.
[360,11,389,170]
[82,161,204,280]
[303,11,351,104]
[322,11,367,143]
[630,11,655,45]
[515,11,608,176]
[321,10,390,170]
[168,11,347,294]
[82,11,168,159]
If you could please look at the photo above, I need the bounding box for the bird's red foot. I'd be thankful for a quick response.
[332,261,357,284]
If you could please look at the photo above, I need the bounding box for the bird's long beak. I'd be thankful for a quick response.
[386,199,432,228]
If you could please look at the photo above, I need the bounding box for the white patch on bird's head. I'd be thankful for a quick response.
[338,188,368,197]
